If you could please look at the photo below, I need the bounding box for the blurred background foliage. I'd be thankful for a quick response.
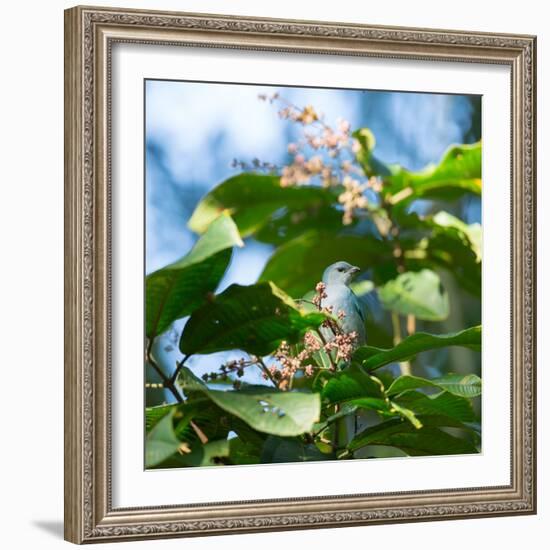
[144,81,482,466]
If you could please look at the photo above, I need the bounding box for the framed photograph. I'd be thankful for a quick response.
[64,5,537,544]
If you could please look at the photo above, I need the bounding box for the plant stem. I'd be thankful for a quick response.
[146,339,207,443]
[257,357,278,387]
[169,355,189,386]
[315,328,337,370]
[146,342,183,403]
[391,312,411,376]
[407,314,416,335]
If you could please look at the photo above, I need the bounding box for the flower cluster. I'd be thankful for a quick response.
[255,94,384,225]
[323,331,358,362]
[312,281,327,308]
[338,176,370,225]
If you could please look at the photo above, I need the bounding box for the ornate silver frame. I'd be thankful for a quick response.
[64,5,537,544]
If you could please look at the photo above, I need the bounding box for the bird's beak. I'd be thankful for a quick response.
[350,266,360,274]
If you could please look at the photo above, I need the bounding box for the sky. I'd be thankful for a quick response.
[145,79,481,391]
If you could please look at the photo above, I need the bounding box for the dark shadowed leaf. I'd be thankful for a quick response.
[155,439,231,468]
[319,364,384,404]
[146,213,243,337]
[353,325,481,371]
[179,282,326,356]
[261,436,332,463]
[349,416,478,455]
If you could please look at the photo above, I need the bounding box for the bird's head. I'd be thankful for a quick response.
[322,261,361,287]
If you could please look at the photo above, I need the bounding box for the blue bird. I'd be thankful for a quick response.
[320,261,366,346]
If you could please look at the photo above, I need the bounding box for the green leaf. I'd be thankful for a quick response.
[432,212,482,262]
[387,373,482,398]
[146,213,243,337]
[259,230,391,298]
[228,437,262,465]
[178,367,321,437]
[178,439,230,467]
[354,325,481,371]
[145,403,176,434]
[320,364,384,405]
[378,269,449,321]
[387,142,482,203]
[393,391,476,422]
[352,128,395,179]
[398,211,481,296]
[179,282,326,356]
[188,173,332,237]
[156,439,231,468]
[261,436,331,463]
[255,204,343,246]
[349,416,478,455]
[390,401,423,429]
[350,279,375,297]
[145,411,181,468]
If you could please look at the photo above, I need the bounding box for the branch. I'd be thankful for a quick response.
[257,357,278,387]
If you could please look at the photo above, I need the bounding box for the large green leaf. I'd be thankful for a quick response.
[386,142,482,203]
[259,230,391,298]
[394,211,482,296]
[432,211,482,262]
[354,325,481,371]
[178,367,321,437]
[179,282,326,356]
[319,364,385,405]
[387,373,482,398]
[146,213,243,337]
[188,173,332,237]
[255,204,343,246]
[352,127,394,179]
[378,269,449,321]
[145,411,181,468]
[393,391,476,423]
[349,416,478,455]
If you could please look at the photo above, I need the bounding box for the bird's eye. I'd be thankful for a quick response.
[338,267,345,272]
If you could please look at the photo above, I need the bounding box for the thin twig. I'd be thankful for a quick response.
[315,328,337,370]
[146,341,209,444]
[169,354,189,386]
[391,312,411,376]
[257,357,278,387]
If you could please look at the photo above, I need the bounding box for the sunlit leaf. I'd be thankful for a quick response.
[393,391,476,422]
[378,269,449,321]
[178,367,321,437]
[146,213,243,337]
[188,173,332,237]
[387,373,482,399]
[145,411,181,468]
[259,230,391,298]
[386,142,482,203]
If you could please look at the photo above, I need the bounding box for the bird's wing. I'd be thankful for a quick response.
[352,291,367,324]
